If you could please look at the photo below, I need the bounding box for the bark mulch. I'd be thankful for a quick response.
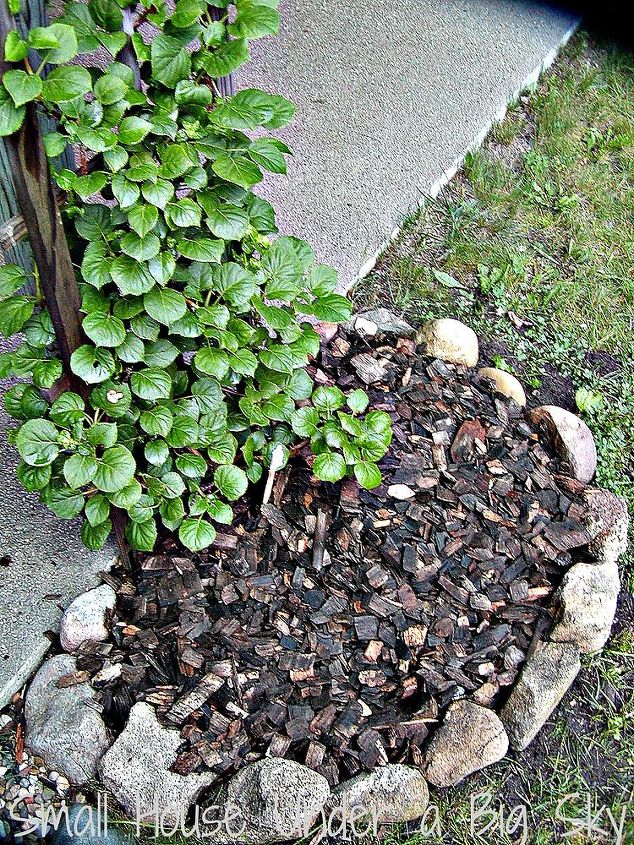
[79,327,591,787]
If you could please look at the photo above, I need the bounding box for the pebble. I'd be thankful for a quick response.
[418,318,479,367]
[478,367,527,406]
[388,484,415,500]
[528,405,597,483]
[354,316,379,337]
[0,724,67,843]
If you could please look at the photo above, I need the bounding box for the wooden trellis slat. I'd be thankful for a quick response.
[0,0,74,277]
[0,2,84,373]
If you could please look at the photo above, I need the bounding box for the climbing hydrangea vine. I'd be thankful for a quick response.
[0,0,392,552]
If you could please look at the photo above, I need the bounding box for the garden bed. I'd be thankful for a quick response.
[349,31,634,840]
[77,324,590,787]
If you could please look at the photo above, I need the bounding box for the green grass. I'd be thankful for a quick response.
[356,31,634,844]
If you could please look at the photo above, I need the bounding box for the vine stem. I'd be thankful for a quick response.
[120,7,142,91]
[210,5,235,98]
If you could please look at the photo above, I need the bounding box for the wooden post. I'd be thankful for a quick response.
[120,7,142,91]
[0,1,83,372]
[0,0,131,565]
[0,0,74,277]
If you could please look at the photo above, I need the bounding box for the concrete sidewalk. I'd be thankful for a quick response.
[0,378,116,709]
[239,0,578,290]
[0,0,577,709]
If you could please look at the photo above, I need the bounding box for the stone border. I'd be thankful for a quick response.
[16,313,628,842]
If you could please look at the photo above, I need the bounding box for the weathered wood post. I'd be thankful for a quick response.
[0,0,84,372]
[211,6,235,98]
[0,0,131,563]
[0,0,74,274]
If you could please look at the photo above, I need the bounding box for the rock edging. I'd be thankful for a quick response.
[99,702,216,824]
[24,655,110,786]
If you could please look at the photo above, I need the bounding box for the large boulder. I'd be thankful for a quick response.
[582,488,629,564]
[332,764,428,824]
[549,560,620,653]
[25,655,110,785]
[99,702,215,823]
[218,757,331,844]
[60,584,117,653]
[477,367,526,407]
[500,640,580,750]
[418,319,479,367]
[527,406,597,483]
[423,700,508,787]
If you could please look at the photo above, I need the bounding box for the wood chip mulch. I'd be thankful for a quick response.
[79,328,591,787]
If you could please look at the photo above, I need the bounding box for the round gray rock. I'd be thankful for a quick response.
[423,700,508,787]
[582,488,629,564]
[222,757,330,844]
[60,584,117,653]
[418,318,479,367]
[528,405,597,483]
[99,702,215,823]
[550,560,620,653]
[332,764,428,824]
[500,640,581,750]
[25,655,111,785]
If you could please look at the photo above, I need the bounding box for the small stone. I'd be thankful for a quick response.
[418,318,479,367]
[25,655,110,786]
[99,702,215,823]
[500,641,581,750]
[582,488,629,564]
[59,585,117,653]
[528,405,597,483]
[353,308,415,338]
[477,367,526,406]
[55,775,70,793]
[218,757,331,844]
[353,317,378,337]
[550,560,619,653]
[423,700,508,787]
[331,764,428,824]
[387,484,415,500]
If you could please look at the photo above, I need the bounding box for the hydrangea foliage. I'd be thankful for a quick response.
[0,0,392,552]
